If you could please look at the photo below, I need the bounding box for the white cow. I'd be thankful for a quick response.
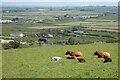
[51,56,62,61]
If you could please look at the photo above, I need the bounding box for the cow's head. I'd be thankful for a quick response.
[93,51,99,55]
[65,51,70,55]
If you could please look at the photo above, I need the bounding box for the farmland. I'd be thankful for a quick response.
[1,5,119,78]
[2,43,118,78]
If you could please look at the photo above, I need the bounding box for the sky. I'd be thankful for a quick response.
[1,0,120,2]
[1,0,120,7]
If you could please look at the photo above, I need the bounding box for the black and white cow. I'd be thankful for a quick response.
[103,57,112,63]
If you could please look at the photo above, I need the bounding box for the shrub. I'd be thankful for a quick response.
[68,37,76,45]
[106,39,117,43]
[2,43,11,49]
[9,41,20,49]
[38,38,47,47]
[28,40,34,46]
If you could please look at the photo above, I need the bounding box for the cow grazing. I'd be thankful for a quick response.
[93,51,111,58]
[51,56,62,61]
[65,51,83,57]
[66,56,76,59]
[77,58,86,63]
[103,57,112,63]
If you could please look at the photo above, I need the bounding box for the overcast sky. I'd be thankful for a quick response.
[1,0,120,2]
[1,0,119,7]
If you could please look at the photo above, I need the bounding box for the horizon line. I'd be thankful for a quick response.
[2,2,118,7]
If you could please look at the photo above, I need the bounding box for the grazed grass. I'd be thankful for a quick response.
[2,43,118,78]
[56,21,117,27]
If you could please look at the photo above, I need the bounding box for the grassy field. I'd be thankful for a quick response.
[56,21,118,28]
[2,43,118,78]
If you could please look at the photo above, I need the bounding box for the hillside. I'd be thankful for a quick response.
[2,43,118,78]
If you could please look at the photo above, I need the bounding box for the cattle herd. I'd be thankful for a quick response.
[51,51,112,63]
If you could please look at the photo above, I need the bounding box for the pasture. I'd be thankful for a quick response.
[56,20,118,29]
[2,43,118,78]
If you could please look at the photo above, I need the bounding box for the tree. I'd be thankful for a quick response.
[38,38,47,47]
[68,37,76,45]
[9,41,20,49]
[2,41,20,49]
[2,43,11,49]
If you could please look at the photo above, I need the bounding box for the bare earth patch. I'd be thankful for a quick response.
[85,26,119,32]
[28,26,69,29]
[19,11,73,16]
[86,26,118,29]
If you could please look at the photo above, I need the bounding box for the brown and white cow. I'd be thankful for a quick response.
[65,51,83,57]
[93,51,111,58]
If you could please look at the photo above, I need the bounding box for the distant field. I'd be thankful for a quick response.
[4,11,101,16]
[56,21,117,27]
[19,11,73,16]
[2,43,118,78]
[2,16,23,18]
[28,26,69,29]
[56,20,118,32]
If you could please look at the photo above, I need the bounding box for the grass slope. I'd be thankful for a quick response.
[2,43,118,78]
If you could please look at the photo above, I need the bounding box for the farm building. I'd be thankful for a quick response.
[0,35,4,38]
[72,15,98,19]
[73,31,85,34]
[10,33,24,37]
[0,39,14,43]
[72,15,90,19]
[33,19,44,23]
[41,33,53,38]
[0,19,13,24]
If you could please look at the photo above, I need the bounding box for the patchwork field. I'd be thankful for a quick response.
[56,20,118,32]
[3,11,101,16]
[56,21,118,27]
[2,43,118,78]
[28,26,69,29]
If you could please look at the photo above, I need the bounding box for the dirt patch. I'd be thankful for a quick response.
[28,26,69,29]
[20,11,73,16]
[86,26,118,29]
[85,26,119,32]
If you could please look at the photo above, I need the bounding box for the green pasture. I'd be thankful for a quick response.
[56,20,117,27]
[2,43,118,78]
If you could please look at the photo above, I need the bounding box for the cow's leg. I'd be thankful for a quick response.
[98,55,101,58]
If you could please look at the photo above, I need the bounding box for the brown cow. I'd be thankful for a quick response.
[93,51,111,58]
[66,56,76,59]
[65,51,83,57]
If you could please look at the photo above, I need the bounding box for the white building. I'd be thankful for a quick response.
[10,33,24,37]
[0,39,14,44]
[0,19,13,24]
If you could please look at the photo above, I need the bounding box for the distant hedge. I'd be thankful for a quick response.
[2,41,20,49]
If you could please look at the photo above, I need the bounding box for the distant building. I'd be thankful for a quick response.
[80,16,91,19]
[10,33,24,37]
[73,31,84,34]
[0,19,13,24]
[0,39,14,44]
[41,33,53,38]
[0,35,4,38]
[33,19,44,23]
[72,15,98,19]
